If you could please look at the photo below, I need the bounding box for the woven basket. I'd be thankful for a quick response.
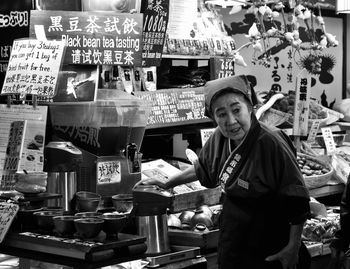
[258,107,292,127]
[298,153,334,189]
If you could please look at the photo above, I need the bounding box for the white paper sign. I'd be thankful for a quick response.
[1,39,65,97]
[321,127,336,155]
[307,120,321,144]
[97,160,121,184]
[200,128,216,147]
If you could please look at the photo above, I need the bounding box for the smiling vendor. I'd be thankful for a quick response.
[136,75,311,269]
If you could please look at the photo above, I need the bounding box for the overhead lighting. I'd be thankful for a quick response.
[336,0,350,13]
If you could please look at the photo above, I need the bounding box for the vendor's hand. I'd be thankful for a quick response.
[330,245,345,260]
[134,178,167,189]
[265,243,299,269]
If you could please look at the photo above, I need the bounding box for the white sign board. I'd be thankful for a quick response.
[97,160,121,184]
[1,39,65,97]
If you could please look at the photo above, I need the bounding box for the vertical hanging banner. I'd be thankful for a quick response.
[29,11,143,66]
[293,69,311,138]
[0,39,65,97]
[141,0,169,66]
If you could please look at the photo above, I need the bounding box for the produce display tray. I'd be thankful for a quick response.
[170,187,222,213]
[168,228,219,250]
[2,232,146,261]
[146,245,201,268]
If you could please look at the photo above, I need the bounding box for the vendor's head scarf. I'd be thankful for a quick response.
[204,75,258,119]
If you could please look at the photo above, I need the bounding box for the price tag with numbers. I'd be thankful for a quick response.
[307,120,321,144]
[321,127,336,155]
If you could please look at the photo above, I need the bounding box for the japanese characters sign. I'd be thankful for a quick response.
[200,128,216,147]
[97,160,121,184]
[134,87,210,129]
[292,69,311,137]
[0,202,19,243]
[141,0,169,66]
[321,127,336,155]
[1,39,65,97]
[29,10,143,66]
[0,0,33,89]
[210,57,235,79]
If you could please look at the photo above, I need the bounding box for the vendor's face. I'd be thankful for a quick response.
[212,92,252,144]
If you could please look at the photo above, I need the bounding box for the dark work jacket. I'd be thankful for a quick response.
[332,174,350,251]
[195,116,310,269]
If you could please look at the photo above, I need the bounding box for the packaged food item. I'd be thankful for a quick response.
[14,171,47,194]
[118,66,133,93]
[132,67,142,92]
[141,66,157,91]
[100,65,114,89]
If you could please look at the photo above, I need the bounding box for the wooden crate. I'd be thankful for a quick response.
[169,186,222,213]
[168,228,219,250]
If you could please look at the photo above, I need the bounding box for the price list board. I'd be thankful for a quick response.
[134,87,210,129]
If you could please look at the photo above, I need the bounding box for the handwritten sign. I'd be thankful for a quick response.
[210,57,235,79]
[307,120,321,144]
[29,10,143,66]
[292,69,311,137]
[97,160,121,184]
[1,39,65,97]
[141,0,169,66]
[134,87,211,129]
[321,127,336,155]
[200,128,216,147]
[0,202,19,243]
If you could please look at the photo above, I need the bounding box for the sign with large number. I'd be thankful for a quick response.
[210,57,235,79]
[141,0,169,66]
[1,39,65,97]
[135,87,211,128]
[29,10,143,66]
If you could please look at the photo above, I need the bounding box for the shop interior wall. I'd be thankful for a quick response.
[172,8,350,159]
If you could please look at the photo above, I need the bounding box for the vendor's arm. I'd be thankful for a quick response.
[265,223,304,269]
[135,165,197,189]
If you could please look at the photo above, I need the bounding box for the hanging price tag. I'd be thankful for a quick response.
[307,120,321,144]
[321,127,336,155]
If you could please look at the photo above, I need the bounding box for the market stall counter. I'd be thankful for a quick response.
[0,231,147,269]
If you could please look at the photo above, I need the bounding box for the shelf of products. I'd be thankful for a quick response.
[162,54,211,60]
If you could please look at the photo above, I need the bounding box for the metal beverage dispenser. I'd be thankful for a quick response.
[44,141,83,212]
[132,185,173,255]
